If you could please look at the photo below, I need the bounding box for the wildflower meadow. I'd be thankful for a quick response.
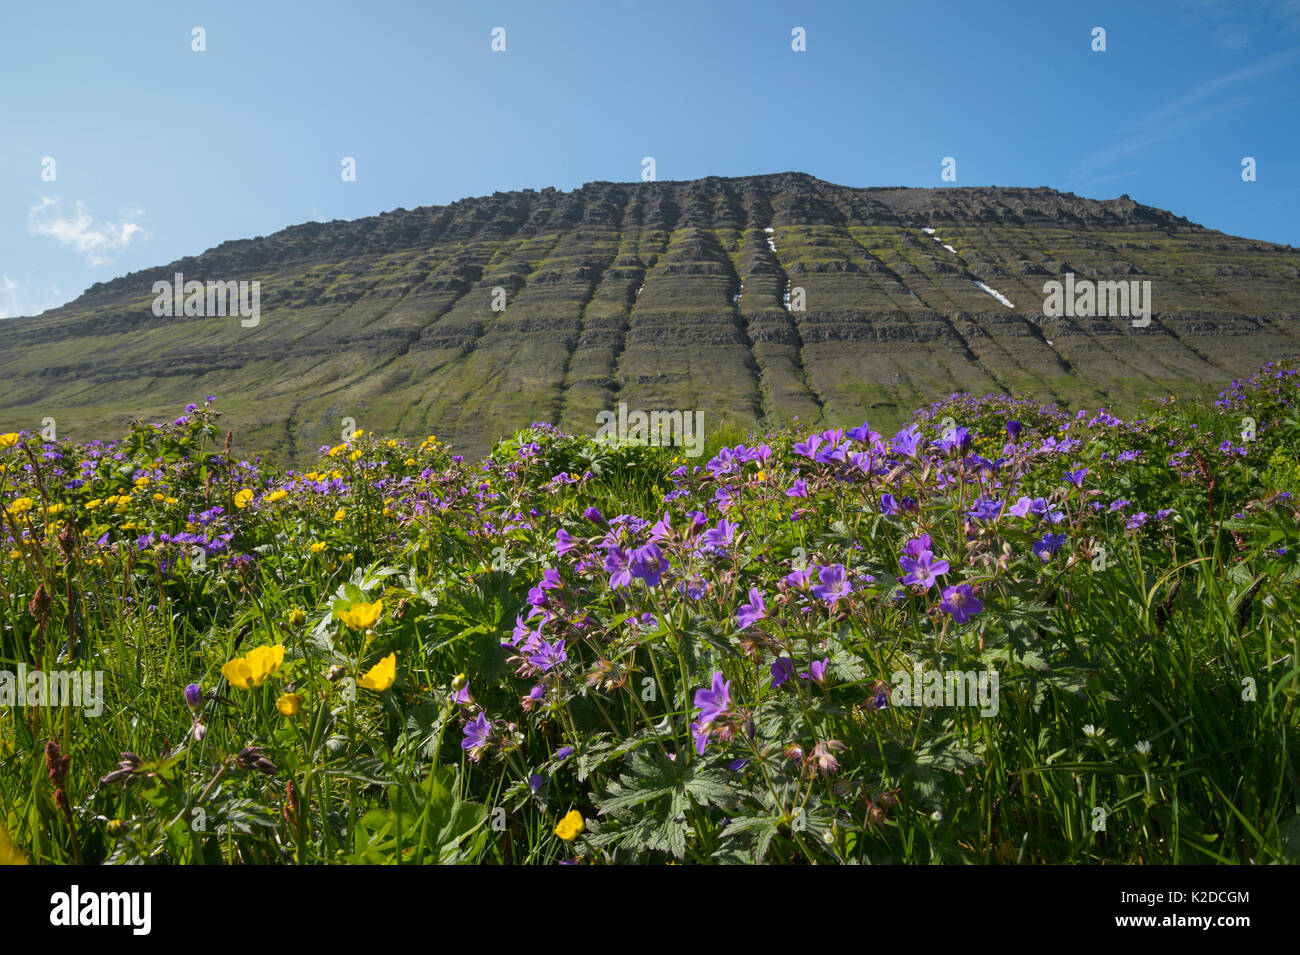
[2,362,1298,866]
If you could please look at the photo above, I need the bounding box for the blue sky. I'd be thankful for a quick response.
[2,0,1298,317]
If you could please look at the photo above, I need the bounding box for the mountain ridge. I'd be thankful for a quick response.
[2,173,1297,463]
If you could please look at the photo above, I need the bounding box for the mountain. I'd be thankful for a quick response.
[3,172,1298,462]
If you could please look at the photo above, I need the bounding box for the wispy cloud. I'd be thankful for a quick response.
[1070,51,1294,183]
[1189,0,1300,48]
[0,275,71,320]
[28,197,147,266]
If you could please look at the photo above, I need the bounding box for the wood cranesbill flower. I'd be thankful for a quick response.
[461,712,490,759]
[939,584,983,624]
[899,550,949,589]
[736,588,766,630]
[694,671,731,725]
[811,564,851,603]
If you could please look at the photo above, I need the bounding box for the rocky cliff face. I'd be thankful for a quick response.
[2,172,1297,461]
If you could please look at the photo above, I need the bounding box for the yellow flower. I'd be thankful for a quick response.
[554,810,585,842]
[276,692,302,716]
[333,508,346,522]
[310,541,326,554]
[0,433,20,449]
[234,488,253,509]
[46,503,64,516]
[349,450,362,462]
[288,607,307,627]
[357,652,396,691]
[166,496,179,505]
[265,489,288,503]
[221,644,285,689]
[404,457,415,466]
[338,600,382,630]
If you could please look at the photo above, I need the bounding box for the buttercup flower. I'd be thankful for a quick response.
[554,809,585,841]
[357,652,396,691]
[338,600,383,630]
[276,692,302,715]
[222,644,286,689]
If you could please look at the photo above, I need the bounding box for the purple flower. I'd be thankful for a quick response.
[691,721,710,755]
[786,478,808,499]
[879,492,901,516]
[603,546,633,589]
[783,567,812,591]
[1034,532,1067,561]
[891,425,923,459]
[939,584,984,624]
[799,659,828,684]
[540,568,563,591]
[965,497,1003,523]
[736,588,766,630]
[699,519,737,550]
[792,435,823,459]
[1064,468,1089,490]
[694,671,731,724]
[461,712,490,753]
[900,550,949,589]
[555,746,574,761]
[528,773,545,794]
[770,657,795,688]
[900,535,933,559]
[628,543,669,586]
[528,639,568,672]
[1126,512,1148,529]
[556,528,578,555]
[1006,419,1022,441]
[811,564,852,603]
[184,683,203,714]
[583,506,605,525]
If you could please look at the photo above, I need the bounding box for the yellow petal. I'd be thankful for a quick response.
[358,652,396,691]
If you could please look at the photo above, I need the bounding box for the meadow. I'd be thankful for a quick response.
[1,362,1298,865]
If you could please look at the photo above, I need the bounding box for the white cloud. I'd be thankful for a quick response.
[28,196,147,266]
[0,275,17,318]
[0,275,71,319]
